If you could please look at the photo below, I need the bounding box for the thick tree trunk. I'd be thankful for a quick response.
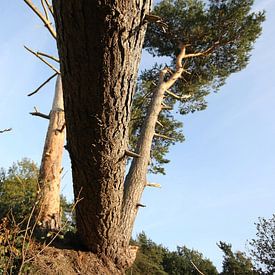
[36,76,65,231]
[52,0,151,268]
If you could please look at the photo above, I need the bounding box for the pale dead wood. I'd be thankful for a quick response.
[27,72,58,97]
[161,104,173,110]
[190,260,205,275]
[154,132,175,141]
[23,0,56,39]
[183,41,219,59]
[37,52,59,63]
[165,89,192,100]
[44,0,54,17]
[156,120,164,127]
[24,46,60,74]
[146,182,161,188]
[41,0,49,21]
[125,150,141,158]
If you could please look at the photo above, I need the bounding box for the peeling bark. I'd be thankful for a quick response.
[36,76,65,231]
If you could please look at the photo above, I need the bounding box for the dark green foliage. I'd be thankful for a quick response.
[129,0,264,174]
[128,232,168,274]
[249,215,275,274]
[127,232,218,275]
[218,241,259,275]
[0,158,38,222]
[0,159,74,230]
[144,0,265,105]
[163,246,218,275]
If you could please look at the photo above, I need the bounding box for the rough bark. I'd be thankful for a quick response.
[36,76,65,231]
[52,0,151,268]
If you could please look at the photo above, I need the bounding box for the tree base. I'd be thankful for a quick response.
[29,245,124,275]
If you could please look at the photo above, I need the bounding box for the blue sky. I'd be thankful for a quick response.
[0,0,274,270]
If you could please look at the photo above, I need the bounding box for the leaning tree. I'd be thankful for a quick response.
[23,0,264,272]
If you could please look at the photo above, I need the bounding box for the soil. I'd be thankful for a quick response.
[30,246,123,275]
[27,234,124,275]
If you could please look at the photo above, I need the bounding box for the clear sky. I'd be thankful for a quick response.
[0,0,274,271]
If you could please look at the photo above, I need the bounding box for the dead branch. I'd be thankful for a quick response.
[146,182,161,188]
[136,203,146,208]
[37,52,59,63]
[30,107,50,119]
[154,132,175,141]
[125,150,141,158]
[165,89,192,100]
[41,0,49,21]
[161,104,173,110]
[44,0,54,17]
[156,120,164,127]
[24,46,60,74]
[0,128,12,134]
[183,41,219,59]
[144,14,168,32]
[27,72,58,96]
[190,260,205,275]
[23,0,56,39]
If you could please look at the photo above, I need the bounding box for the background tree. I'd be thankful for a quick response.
[128,232,218,275]
[0,158,38,222]
[218,241,259,275]
[249,215,275,274]
[0,158,73,228]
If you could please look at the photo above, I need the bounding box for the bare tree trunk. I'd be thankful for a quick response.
[36,76,65,231]
[122,83,166,242]
[122,46,187,245]
[52,0,151,268]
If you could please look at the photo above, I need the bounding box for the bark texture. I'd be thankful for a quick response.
[122,47,187,244]
[37,76,65,230]
[52,0,151,268]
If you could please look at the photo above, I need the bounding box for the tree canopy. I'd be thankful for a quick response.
[218,241,259,275]
[249,215,275,274]
[130,0,265,174]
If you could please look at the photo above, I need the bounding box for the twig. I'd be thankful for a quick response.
[183,41,219,59]
[27,73,58,97]
[136,203,146,208]
[23,0,56,39]
[165,89,191,101]
[44,0,54,17]
[30,111,50,120]
[156,120,164,127]
[18,201,38,275]
[24,46,60,74]
[37,52,59,63]
[146,182,161,188]
[41,0,49,21]
[125,150,141,158]
[0,128,12,134]
[23,191,84,265]
[154,132,175,141]
[190,260,205,275]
